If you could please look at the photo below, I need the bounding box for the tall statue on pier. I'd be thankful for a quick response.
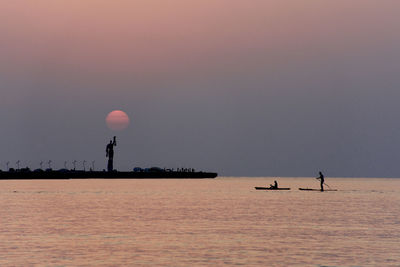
[106,136,117,171]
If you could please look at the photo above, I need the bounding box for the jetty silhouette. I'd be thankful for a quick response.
[0,137,217,180]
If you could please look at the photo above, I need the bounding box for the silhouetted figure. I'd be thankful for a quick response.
[72,160,77,171]
[316,172,325,192]
[106,136,117,171]
[269,180,278,189]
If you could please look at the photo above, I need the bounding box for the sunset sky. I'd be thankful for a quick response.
[1,1,400,177]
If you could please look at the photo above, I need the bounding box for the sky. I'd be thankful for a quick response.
[1,0,400,177]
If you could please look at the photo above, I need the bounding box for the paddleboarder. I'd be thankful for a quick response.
[316,172,324,192]
[269,180,278,189]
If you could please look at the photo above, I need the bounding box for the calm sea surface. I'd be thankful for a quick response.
[1,177,399,266]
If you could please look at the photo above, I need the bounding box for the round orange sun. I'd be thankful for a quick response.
[106,110,130,131]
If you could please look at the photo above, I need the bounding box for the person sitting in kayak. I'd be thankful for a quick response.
[316,172,324,192]
[269,180,278,189]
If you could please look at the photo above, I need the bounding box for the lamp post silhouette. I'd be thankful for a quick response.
[72,160,77,171]
[16,160,20,170]
[83,160,86,171]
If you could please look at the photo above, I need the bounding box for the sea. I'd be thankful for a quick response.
[0,177,399,266]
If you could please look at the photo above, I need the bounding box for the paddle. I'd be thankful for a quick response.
[315,177,334,190]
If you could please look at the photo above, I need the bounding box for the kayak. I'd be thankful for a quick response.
[298,188,337,191]
[255,187,291,190]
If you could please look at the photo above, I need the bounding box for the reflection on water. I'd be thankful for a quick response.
[0,178,399,266]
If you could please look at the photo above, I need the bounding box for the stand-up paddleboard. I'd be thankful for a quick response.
[298,188,337,191]
[255,187,291,190]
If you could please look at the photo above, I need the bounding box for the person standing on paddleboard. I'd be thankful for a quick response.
[316,172,324,192]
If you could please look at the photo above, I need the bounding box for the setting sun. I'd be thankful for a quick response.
[105,110,130,131]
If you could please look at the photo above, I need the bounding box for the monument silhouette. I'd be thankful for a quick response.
[106,136,117,171]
